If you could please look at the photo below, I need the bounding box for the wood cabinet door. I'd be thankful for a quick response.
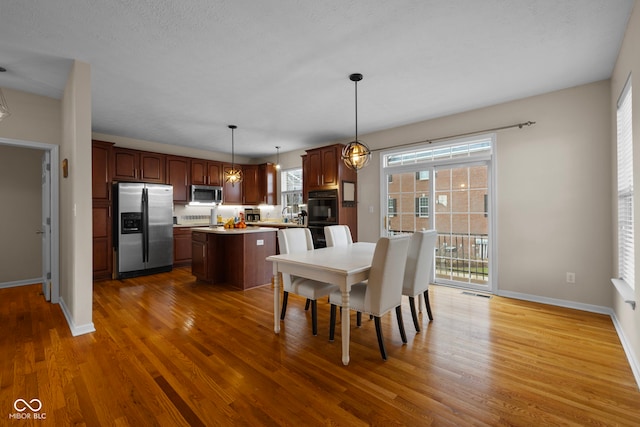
[113,148,139,181]
[207,161,222,186]
[173,228,192,266]
[92,141,112,201]
[321,145,339,187]
[242,165,260,205]
[307,150,322,189]
[263,163,277,205]
[167,156,189,204]
[223,164,243,204]
[92,203,112,280]
[139,152,165,183]
[191,234,207,280]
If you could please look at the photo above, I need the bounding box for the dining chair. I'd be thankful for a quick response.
[402,229,438,332]
[277,228,339,336]
[324,225,353,247]
[329,235,411,360]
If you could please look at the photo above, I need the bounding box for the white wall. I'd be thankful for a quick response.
[611,1,640,383]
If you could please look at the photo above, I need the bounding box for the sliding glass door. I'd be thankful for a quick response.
[382,136,494,292]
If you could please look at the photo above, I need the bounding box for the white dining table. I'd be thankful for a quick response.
[266,242,376,365]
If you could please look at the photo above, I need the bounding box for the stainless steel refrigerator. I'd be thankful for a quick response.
[114,182,173,279]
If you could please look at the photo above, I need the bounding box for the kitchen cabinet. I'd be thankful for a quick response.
[242,163,276,205]
[173,227,192,267]
[166,156,190,204]
[113,147,165,183]
[306,145,339,190]
[92,140,114,281]
[190,159,222,186]
[222,163,243,204]
[191,231,208,279]
[92,140,113,202]
[191,228,276,289]
[92,204,112,280]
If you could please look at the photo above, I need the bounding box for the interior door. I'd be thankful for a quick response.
[41,152,51,301]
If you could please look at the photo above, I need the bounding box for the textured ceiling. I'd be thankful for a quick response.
[0,1,634,158]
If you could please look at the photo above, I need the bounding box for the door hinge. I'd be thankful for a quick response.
[46,272,51,280]
[46,217,51,225]
[46,163,51,171]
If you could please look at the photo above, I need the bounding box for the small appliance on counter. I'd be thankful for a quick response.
[245,208,261,222]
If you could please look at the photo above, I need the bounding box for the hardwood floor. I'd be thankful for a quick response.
[2,267,639,426]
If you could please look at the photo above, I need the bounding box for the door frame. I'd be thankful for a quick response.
[0,136,59,303]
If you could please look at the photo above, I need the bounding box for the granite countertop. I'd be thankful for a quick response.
[191,226,277,234]
[246,221,307,228]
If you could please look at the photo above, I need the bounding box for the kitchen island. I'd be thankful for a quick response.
[191,226,277,290]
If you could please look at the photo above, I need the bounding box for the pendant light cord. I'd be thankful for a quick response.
[354,79,358,142]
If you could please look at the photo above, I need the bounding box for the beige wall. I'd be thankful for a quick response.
[60,60,94,333]
[611,1,640,381]
[0,145,43,282]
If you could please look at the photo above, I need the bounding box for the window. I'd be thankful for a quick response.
[388,198,397,217]
[415,196,429,217]
[416,171,429,181]
[281,168,302,208]
[617,77,634,290]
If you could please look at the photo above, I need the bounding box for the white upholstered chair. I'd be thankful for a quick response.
[329,235,411,360]
[402,229,438,332]
[277,228,338,336]
[324,225,353,247]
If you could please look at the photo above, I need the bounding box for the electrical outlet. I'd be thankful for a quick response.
[566,272,576,284]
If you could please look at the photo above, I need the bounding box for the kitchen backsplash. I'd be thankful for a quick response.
[173,204,281,224]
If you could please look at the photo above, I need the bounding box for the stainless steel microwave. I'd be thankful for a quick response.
[189,185,223,205]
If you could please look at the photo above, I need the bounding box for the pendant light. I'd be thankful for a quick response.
[275,146,281,170]
[341,73,371,171]
[225,125,243,186]
[0,67,10,122]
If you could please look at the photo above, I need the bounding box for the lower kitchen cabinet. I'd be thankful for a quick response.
[92,203,112,280]
[173,227,193,267]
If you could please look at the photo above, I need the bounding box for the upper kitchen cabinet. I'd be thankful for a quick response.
[243,163,276,205]
[223,163,243,205]
[190,159,222,186]
[91,140,113,202]
[112,147,165,183]
[306,145,339,190]
[166,155,190,204]
[303,144,356,199]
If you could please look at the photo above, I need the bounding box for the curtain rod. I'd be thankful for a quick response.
[370,120,536,152]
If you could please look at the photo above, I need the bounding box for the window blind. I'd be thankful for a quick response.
[617,77,634,289]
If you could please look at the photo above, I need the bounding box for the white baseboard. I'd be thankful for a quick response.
[497,290,640,390]
[58,297,96,336]
[0,278,43,289]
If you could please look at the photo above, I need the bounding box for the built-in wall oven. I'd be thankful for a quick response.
[307,189,338,248]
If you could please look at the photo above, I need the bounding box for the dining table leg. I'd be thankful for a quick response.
[341,288,350,365]
[273,265,281,334]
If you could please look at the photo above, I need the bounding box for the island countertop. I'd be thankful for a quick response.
[191,226,278,234]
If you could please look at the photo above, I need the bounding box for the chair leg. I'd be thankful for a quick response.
[374,316,387,360]
[409,296,420,332]
[311,300,318,336]
[424,289,433,321]
[280,291,289,320]
[395,306,407,344]
[304,298,311,311]
[356,311,362,327]
[329,304,337,341]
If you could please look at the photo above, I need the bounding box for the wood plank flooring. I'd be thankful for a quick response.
[1,267,639,426]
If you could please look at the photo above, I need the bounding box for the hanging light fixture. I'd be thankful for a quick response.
[341,73,371,171]
[275,146,281,170]
[0,67,10,122]
[225,125,243,186]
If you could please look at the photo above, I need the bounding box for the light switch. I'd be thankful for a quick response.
[257,239,264,246]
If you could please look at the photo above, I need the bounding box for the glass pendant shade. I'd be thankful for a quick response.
[342,140,371,170]
[225,124,243,186]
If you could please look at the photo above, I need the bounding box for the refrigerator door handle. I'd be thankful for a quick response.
[142,187,149,263]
